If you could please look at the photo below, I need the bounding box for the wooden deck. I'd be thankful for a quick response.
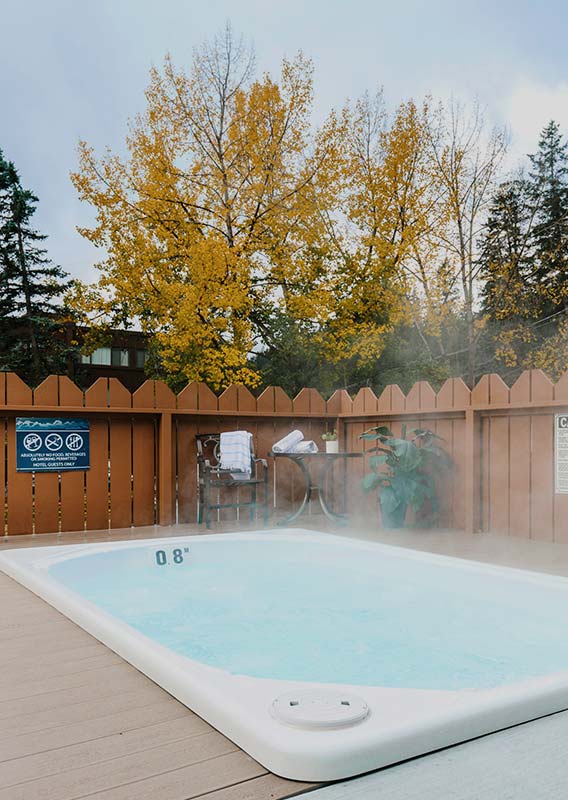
[0,524,314,800]
[3,523,568,799]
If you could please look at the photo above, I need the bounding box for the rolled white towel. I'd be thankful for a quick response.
[272,429,304,453]
[292,440,319,453]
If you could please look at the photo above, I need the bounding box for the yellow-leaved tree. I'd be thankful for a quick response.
[72,27,505,392]
[71,26,337,389]
[310,93,433,369]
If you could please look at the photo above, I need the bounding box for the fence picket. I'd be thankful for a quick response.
[352,388,378,415]
[177,382,199,411]
[109,417,133,529]
[406,381,436,412]
[0,417,5,536]
[532,413,555,542]
[85,377,108,408]
[530,370,554,403]
[32,376,60,534]
[132,382,157,526]
[6,373,32,406]
[6,418,33,535]
[86,418,109,531]
[155,381,176,409]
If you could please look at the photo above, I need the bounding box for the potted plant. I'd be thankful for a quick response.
[322,429,338,454]
[360,424,451,529]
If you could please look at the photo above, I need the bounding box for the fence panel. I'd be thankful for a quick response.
[509,416,531,539]
[109,419,133,529]
[530,414,554,540]
[2,369,568,537]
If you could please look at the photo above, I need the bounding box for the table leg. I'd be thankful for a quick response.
[275,457,312,526]
[317,459,348,524]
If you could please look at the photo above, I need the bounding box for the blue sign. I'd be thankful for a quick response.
[16,418,90,472]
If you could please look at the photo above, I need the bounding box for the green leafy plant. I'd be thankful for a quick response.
[322,429,337,441]
[360,424,451,528]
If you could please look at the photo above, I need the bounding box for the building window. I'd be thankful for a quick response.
[135,350,148,368]
[111,348,129,367]
[89,347,112,365]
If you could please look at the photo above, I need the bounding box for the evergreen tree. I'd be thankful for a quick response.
[480,179,534,318]
[527,120,568,324]
[0,148,76,386]
[477,179,537,377]
[477,122,568,379]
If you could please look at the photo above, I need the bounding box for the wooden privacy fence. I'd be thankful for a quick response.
[342,370,568,543]
[0,372,339,536]
[1,369,568,541]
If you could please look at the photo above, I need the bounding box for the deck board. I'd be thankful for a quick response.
[0,550,312,800]
[0,716,212,787]
[200,774,314,800]
[1,732,241,800]
[0,690,182,739]
[0,700,188,761]
[0,652,123,685]
[79,751,268,800]
[0,666,158,721]
[0,663,149,703]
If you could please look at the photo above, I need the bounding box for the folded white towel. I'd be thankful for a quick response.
[220,431,252,475]
[292,440,319,453]
[272,430,304,453]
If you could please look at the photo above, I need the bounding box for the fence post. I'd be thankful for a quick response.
[158,411,174,525]
[464,409,480,534]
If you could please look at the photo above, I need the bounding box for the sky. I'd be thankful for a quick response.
[2,0,568,283]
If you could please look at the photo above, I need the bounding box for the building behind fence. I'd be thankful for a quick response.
[1,370,568,541]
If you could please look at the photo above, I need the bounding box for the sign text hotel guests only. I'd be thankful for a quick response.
[16,418,90,472]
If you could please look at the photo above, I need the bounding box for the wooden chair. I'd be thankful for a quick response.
[196,433,269,529]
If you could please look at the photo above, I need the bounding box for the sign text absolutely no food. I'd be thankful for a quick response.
[16,418,90,472]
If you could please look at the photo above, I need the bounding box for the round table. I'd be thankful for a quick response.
[269,451,362,525]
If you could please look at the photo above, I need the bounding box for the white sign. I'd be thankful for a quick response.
[555,415,568,494]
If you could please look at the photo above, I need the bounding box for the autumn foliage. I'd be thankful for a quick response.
[71,30,338,388]
[70,27,568,391]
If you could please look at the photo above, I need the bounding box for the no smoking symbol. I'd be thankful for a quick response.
[45,433,63,451]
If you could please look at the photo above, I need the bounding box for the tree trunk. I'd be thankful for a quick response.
[16,223,41,380]
[466,306,476,387]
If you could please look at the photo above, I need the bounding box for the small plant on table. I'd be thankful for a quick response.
[322,429,338,453]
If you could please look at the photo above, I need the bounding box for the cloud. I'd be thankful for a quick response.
[505,81,568,166]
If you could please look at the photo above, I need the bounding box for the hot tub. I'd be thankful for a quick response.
[2,530,568,781]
